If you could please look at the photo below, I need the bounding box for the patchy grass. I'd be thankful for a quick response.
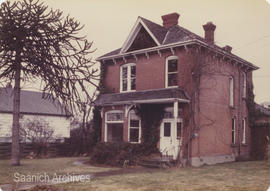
[58,161,270,191]
[0,157,116,184]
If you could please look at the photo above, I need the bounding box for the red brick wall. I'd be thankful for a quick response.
[101,47,253,160]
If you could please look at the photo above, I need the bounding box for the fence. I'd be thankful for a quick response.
[0,142,71,159]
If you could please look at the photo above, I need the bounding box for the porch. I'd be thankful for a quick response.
[94,88,190,160]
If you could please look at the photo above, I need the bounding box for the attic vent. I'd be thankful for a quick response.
[161,13,180,29]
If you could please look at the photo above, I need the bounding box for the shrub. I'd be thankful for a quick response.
[90,142,159,166]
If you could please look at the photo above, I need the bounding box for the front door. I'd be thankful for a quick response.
[160,118,182,160]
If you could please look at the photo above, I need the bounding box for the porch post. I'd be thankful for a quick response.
[173,100,178,141]
[173,100,178,119]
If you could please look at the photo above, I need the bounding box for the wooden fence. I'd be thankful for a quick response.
[0,142,71,159]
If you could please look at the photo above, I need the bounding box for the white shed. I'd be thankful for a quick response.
[0,88,71,142]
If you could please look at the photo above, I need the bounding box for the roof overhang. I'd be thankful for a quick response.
[95,98,189,107]
[97,39,259,70]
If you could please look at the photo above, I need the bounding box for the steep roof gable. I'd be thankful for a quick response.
[120,17,165,53]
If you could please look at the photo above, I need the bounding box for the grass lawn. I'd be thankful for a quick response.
[0,157,116,184]
[58,160,270,191]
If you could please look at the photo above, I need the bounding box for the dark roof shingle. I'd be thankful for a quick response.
[94,88,189,106]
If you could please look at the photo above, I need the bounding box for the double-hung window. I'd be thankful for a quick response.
[105,111,124,142]
[242,118,246,144]
[242,72,247,98]
[166,56,178,87]
[121,63,136,92]
[229,76,234,107]
[232,117,236,144]
[128,110,141,143]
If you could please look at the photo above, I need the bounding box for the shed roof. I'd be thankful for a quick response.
[0,88,70,117]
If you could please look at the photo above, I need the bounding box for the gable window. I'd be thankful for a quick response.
[166,56,178,88]
[105,110,124,142]
[242,72,247,98]
[120,63,136,92]
[242,118,246,144]
[232,117,236,144]
[128,110,141,143]
[229,76,234,107]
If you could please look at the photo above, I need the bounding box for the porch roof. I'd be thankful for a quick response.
[94,88,190,106]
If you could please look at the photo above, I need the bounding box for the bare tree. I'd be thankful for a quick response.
[0,0,98,165]
[20,118,54,156]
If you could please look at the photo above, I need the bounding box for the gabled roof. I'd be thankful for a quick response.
[97,15,259,70]
[94,88,189,106]
[0,88,70,117]
[120,17,163,53]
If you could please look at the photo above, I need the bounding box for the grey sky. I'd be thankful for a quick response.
[4,0,270,104]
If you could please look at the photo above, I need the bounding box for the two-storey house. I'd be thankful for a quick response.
[94,13,259,166]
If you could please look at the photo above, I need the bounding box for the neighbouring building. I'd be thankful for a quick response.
[94,13,259,166]
[0,87,71,143]
[250,103,270,160]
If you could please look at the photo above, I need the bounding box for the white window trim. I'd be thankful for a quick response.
[242,118,246,144]
[105,110,124,142]
[232,117,236,144]
[128,110,141,143]
[242,72,247,98]
[120,63,136,92]
[165,56,178,88]
[229,76,234,107]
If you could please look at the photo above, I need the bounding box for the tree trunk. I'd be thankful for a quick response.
[11,54,21,166]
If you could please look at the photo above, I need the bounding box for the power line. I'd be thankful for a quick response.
[236,34,270,49]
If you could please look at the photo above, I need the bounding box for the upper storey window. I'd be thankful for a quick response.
[120,63,136,92]
[229,76,234,107]
[166,56,178,88]
[242,72,247,98]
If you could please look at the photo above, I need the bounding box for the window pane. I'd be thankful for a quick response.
[168,59,178,72]
[229,77,234,106]
[130,120,139,127]
[131,65,136,77]
[130,129,139,142]
[122,79,127,91]
[232,118,235,144]
[164,122,171,137]
[122,67,127,79]
[177,122,182,138]
[107,112,123,121]
[107,123,123,142]
[168,73,178,86]
[131,78,136,90]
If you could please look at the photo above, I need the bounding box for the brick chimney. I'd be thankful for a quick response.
[203,22,216,44]
[161,13,180,29]
[223,45,232,53]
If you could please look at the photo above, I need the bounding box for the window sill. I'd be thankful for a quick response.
[229,106,235,110]
[120,90,136,93]
[165,86,178,89]
[241,143,248,147]
[129,141,141,144]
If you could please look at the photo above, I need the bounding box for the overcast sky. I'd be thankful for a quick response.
[3,0,270,104]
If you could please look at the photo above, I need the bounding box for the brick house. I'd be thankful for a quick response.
[94,13,259,166]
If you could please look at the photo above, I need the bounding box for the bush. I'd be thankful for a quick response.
[90,142,159,166]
